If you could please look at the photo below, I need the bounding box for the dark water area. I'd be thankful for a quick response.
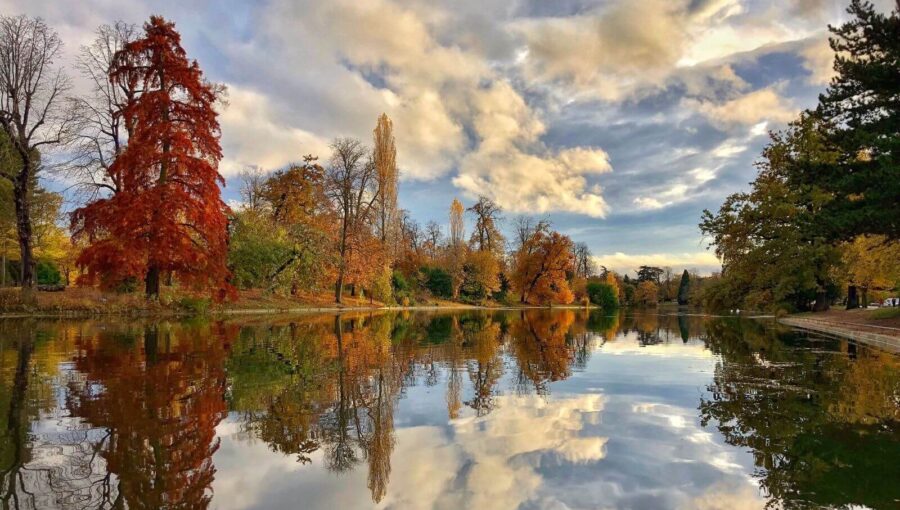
[0,310,897,509]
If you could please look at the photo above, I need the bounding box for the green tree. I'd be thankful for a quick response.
[586,282,617,309]
[805,0,900,241]
[677,270,690,305]
[701,115,841,312]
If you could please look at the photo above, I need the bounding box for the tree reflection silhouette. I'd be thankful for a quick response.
[67,321,233,509]
[699,318,900,509]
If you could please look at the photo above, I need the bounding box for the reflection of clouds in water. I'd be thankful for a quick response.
[601,331,714,358]
[212,390,767,510]
[432,394,606,510]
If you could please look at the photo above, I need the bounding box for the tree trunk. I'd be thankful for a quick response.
[335,268,345,304]
[812,290,830,312]
[1,252,5,287]
[846,285,859,310]
[12,174,35,290]
[145,265,161,299]
[861,287,868,308]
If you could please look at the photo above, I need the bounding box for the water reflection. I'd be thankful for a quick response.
[0,310,895,509]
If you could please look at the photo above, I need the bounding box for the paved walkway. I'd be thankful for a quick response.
[779,316,900,353]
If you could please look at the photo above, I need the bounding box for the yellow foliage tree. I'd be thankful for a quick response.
[635,281,659,307]
[840,235,900,306]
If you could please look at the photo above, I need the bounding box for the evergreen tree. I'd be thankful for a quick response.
[677,270,690,305]
[807,0,900,241]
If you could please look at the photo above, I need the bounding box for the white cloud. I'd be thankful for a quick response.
[218,86,331,176]
[689,86,798,127]
[593,251,720,275]
[800,35,837,85]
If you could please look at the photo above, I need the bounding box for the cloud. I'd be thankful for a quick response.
[218,86,331,176]
[593,251,720,275]
[513,0,690,101]
[689,86,798,127]
[799,35,837,85]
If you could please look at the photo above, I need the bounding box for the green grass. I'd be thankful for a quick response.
[870,307,900,320]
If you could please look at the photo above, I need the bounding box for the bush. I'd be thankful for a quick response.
[370,267,394,305]
[179,296,210,315]
[587,282,618,309]
[421,267,452,298]
[36,261,62,285]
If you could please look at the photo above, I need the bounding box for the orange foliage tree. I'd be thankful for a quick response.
[71,16,230,299]
[512,225,575,305]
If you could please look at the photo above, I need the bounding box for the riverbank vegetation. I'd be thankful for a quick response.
[700,0,900,313]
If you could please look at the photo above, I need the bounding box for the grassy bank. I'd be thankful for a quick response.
[0,287,514,318]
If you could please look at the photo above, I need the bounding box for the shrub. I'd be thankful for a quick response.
[587,282,618,309]
[370,267,394,305]
[36,261,62,285]
[179,296,210,315]
[421,267,452,298]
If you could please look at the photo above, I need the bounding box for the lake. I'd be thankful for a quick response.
[0,310,897,509]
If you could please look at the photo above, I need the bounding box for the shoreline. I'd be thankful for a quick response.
[778,316,900,353]
[0,303,604,319]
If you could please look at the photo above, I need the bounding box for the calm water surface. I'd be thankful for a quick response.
[0,310,897,509]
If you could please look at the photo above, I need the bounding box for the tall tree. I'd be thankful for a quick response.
[466,196,504,256]
[326,138,379,303]
[68,21,138,200]
[0,15,72,290]
[701,115,841,312]
[72,16,230,299]
[572,242,595,279]
[373,114,399,259]
[448,198,466,298]
[512,225,575,305]
[807,0,900,240]
[677,269,690,305]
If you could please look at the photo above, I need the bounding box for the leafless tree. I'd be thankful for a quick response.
[326,137,379,303]
[573,242,595,278]
[66,21,138,201]
[424,221,443,260]
[467,195,504,255]
[237,164,267,212]
[0,15,74,289]
[513,216,549,251]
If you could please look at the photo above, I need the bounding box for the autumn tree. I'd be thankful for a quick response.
[229,156,337,293]
[447,198,466,298]
[424,221,443,261]
[634,280,659,307]
[72,16,231,299]
[326,138,380,303]
[701,114,841,312]
[373,114,399,259]
[840,235,900,307]
[512,224,575,305]
[0,15,73,290]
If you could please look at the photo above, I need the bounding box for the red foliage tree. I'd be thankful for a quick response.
[72,16,231,299]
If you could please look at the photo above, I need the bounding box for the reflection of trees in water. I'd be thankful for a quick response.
[0,309,737,508]
[0,320,234,509]
[699,318,900,509]
[66,321,233,509]
[228,310,600,504]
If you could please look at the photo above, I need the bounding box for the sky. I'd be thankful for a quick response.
[4,0,895,275]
